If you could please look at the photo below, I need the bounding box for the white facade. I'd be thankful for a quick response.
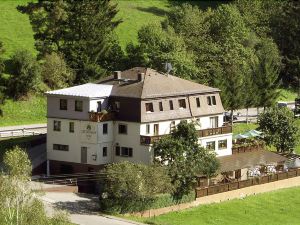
[46,81,233,172]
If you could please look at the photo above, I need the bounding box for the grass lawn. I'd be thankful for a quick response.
[129,187,300,225]
[0,0,37,59]
[0,95,46,127]
[232,123,258,135]
[114,0,170,50]
[277,88,297,102]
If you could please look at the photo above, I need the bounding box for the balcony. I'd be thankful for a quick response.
[198,125,232,138]
[89,111,115,122]
[140,135,167,145]
[140,125,232,145]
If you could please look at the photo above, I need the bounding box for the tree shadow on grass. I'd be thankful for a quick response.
[135,6,168,17]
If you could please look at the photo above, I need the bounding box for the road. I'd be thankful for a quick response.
[40,192,143,225]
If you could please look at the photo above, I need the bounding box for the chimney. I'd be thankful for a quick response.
[137,72,145,82]
[113,71,121,80]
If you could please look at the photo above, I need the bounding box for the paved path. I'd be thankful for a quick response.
[40,192,143,225]
[0,123,47,138]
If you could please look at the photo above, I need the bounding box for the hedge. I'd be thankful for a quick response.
[99,191,195,214]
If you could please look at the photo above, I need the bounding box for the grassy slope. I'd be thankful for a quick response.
[132,187,300,225]
[0,96,46,126]
[114,0,170,50]
[0,0,37,58]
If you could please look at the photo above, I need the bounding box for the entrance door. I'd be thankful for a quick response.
[154,124,159,136]
[235,169,241,180]
[81,147,87,164]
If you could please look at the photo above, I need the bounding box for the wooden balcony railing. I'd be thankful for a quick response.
[140,125,232,145]
[89,112,115,122]
[198,125,232,138]
[140,135,167,145]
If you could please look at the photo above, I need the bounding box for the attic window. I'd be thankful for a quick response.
[178,99,186,109]
[169,100,174,110]
[145,103,154,112]
[159,102,163,111]
[196,97,200,108]
[207,96,216,106]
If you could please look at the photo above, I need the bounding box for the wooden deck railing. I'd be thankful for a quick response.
[196,168,300,198]
[89,112,115,122]
[140,125,232,145]
[232,143,265,154]
[197,125,232,138]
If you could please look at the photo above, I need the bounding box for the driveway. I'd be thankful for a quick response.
[40,192,144,225]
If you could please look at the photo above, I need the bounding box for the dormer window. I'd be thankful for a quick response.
[145,103,154,112]
[159,102,163,111]
[196,97,200,108]
[169,100,174,110]
[207,96,216,106]
[178,99,186,109]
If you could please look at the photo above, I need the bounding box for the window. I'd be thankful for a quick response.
[118,124,127,134]
[154,124,159,135]
[178,99,186,109]
[206,141,215,150]
[114,101,120,111]
[103,123,108,134]
[218,140,227,150]
[159,102,163,111]
[97,101,102,112]
[115,146,120,156]
[169,100,174,110]
[69,122,74,133]
[60,99,67,110]
[196,97,200,108]
[103,147,107,157]
[53,144,69,151]
[81,147,87,163]
[207,96,216,106]
[53,120,61,131]
[121,147,133,157]
[212,96,216,105]
[209,116,219,128]
[145,103,154,112]
[75,100,83,112]
[146,124,150,134]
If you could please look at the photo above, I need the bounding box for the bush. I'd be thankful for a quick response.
[41,53,75,89]
[100,191,195,214]
[7,50,41,99]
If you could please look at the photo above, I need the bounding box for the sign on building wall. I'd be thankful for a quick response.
[80,122,98,143]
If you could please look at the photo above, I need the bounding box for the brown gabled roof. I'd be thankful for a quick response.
[97,67,219,99]
[218,150,287,172]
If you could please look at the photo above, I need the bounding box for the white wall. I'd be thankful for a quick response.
[199,133,233,156]
[47,118,114,165]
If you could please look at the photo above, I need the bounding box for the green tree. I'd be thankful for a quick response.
[258,107,299,153]
[41,52,74,89]
[126,23,201,82]
[7,50,41,99]
[19,0,124,83]
[153,121,219,199]
[0,146,70,225]
[252,38,281,110]
[101,161,173,213]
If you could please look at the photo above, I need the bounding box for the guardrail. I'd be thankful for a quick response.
[0,127,47,138]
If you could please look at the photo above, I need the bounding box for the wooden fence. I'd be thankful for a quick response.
[196,168,300,198]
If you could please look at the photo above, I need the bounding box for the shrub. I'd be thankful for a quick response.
[7,50,41,99]
[41,53,75,89]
